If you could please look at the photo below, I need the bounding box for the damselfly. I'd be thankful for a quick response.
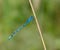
[8,16,34,40]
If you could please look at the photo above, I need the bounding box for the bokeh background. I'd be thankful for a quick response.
[0,0,60,50]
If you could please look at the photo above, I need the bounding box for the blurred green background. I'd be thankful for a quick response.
[0,0,60,50]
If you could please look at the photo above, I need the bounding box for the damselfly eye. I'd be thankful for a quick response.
[8,34,13,40]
